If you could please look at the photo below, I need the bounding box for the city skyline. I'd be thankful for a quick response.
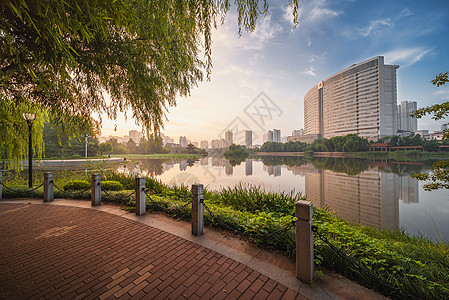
[100,0,449,144]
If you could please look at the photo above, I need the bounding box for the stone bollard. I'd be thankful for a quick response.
[43,172,54,202]
[136,177,146,216]
[191,184,204,236]
[91,174,101,206]
[296,200,314,284]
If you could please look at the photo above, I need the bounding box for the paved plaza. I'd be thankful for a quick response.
[0,203,305,299]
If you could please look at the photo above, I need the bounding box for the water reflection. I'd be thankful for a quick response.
[109,156,447,241]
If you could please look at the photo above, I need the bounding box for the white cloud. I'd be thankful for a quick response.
[383,47,434,67]
[433,89,449,98]
[303,66,316,77]
[359,18,393,37]
[398,8,414,18]
[245,14,283,49]
[304,0,341,23]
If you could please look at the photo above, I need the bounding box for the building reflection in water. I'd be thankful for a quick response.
[292,164,419,230]
[245,159,253,176]
[225,160,233,175]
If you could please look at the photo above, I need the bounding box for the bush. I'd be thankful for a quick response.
[102,180,123,191]
[63,180,90,191]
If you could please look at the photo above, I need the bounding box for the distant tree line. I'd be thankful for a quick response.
[259,134,369,152]
[98,136,207,156]
[257,133,447,153]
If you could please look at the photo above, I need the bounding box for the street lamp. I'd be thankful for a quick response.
[23,113,36,188]
[85,135,91,158]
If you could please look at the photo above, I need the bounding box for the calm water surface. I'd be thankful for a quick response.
[116,156,449,243]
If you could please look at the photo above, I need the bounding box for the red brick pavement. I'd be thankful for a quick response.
[0,203,307,299]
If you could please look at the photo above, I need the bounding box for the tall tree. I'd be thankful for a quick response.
[1,0,299,168]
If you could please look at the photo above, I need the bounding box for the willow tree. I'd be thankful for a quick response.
[0,0,299,167]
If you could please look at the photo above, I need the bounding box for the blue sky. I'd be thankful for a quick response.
[102,0,449,144]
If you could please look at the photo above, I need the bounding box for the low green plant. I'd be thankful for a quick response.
[101,180,123,191]
[63,180,90,191]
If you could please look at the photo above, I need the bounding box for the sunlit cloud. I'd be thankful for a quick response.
[359,18,393,37]
[303,66,316,76]
[304,0,342,23]
[383,47,434,67]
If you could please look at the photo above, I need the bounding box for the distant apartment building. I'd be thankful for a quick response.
[267,130,274,142]
[245,130,252,149]
[161,134,174,145]
[397,101,418,132]
[129,130,143,144]
[225,130,233,147]
[200,140,209,149]
[273,129,281,143]
[304,56,399,140]
[211,139,224,148]
[179,136,188,147]
[292,129,304,136]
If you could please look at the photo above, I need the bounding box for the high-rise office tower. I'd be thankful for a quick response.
[225,130,233,147]
[397,101,418,132]
[245,130,252,149]
[304,56,399,140]
[273,129,281,143]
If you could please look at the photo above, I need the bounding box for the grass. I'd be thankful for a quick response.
[2,171,448,299]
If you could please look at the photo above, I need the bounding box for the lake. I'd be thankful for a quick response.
[115,156,449,243]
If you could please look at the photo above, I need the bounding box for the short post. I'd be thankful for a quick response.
[191,184,204,236]
[91,174,101,206]
[43,172,54,202]
[296,200,314,284]
[136,177,146,216]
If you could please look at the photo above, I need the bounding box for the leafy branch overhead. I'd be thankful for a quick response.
[0,0,299,166]
[1,0,299,134]
[411,72,449,190]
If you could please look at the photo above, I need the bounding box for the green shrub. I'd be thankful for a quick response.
[102,180,123,191]
[63,180,90,191]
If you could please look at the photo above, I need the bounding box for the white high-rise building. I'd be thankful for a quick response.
[273,129,281,143]
[129,130,143,144]
[245,130,252,149]
[304,56,399,140]
[200,140,209,149]
[398,101,418,132]
[225,130,233,147]
[179,136,188,147]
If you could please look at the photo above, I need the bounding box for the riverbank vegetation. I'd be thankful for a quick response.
[2,171,447,299]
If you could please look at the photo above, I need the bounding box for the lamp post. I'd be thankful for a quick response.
[23,113,36,188]
[85,135,91,158]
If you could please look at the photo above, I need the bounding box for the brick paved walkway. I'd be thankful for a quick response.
[0,203,306,299]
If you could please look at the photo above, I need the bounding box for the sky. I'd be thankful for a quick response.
[101,0,449,145]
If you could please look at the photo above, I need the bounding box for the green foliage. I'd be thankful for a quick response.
[101,180,123,191]
[1,0,299,162]
[259,134,369,153]
[43,122,99,158]
[412,160,449,191]
[99,142,114,155]
[224,144,249,157]
[208,183,302,216]
[423,139,440,152]
[313,208,449,300]
[0,101,45,170]
[63,180,90,191]
[410,72,449,190]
